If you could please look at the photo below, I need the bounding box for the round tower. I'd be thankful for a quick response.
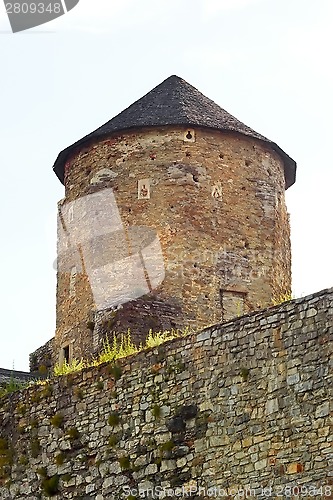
[52,75,296,364]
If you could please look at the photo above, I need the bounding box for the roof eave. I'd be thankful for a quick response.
[53,125,296,189]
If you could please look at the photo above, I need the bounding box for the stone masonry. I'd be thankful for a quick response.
[1,287,331,499]
[55,126,292,364]
[44,75,296,367]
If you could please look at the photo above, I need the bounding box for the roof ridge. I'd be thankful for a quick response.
[53,75,296,188]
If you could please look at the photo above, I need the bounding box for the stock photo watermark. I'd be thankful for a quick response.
[122,484,333,498]
[3,0,80,32]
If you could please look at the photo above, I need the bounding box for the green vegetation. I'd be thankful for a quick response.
[30,418,39,429]
[41,383,53,398]
[145,329,179,348]
[36,466,47,477]
[118,455,131,470]
[41,474,60,497]
[18,455,28,466]
[30,391,42,404]
[17,403,27,415]
[52,327,193,378]
[152,404,162,419]
[160,440,175,452]
[38,365,48,376]
[54,359,85,376]
[66,427,79,440]
[50,413,64,428]
[0,376,29,398]
[30,438,41,458]
[240,367,250,381]
[108,412,120,427]
[108,434,120,447]
[272,291,293,306]
[108,363,122,380]
[55,453,65,465]
[99,332,138,364]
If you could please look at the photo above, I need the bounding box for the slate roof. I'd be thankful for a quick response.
[0,368,36,384]
[53,75,296,188]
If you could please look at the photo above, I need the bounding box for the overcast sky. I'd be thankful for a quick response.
[0,0,332,371]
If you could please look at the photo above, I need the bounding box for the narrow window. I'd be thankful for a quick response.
[138,179,151,199]
[183,129,195,143]
[63,345,70,364]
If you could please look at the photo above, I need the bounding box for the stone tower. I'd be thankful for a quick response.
[52,75,296,365]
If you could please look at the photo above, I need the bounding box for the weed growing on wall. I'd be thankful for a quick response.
[0,376,30,398]
[50,413,64,428]
[272,291,293,306]
[54,359,85,376]
[50,327,193,378]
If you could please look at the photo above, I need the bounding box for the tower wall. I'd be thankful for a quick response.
[55,126,291,363]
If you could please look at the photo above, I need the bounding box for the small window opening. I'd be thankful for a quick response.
[138,179,151,199]
[183,129,195,143]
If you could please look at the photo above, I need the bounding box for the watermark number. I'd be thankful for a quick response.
[5,3,62,14]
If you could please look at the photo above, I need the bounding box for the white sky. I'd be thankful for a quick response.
[0,0,332,371]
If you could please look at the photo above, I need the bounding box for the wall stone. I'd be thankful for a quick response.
[54,126,291,364]
[1,287,331,499]
[29,338,55,374]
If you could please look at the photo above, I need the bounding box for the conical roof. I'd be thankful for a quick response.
[53,75,296,188]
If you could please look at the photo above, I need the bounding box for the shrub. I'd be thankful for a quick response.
[41,474,60,497]
[66,427,79,440]
[36,467,47,477]
[55,453,65,465]
[240,367,250,381]
[50,413,64,428]
[152,404,162,419]
[108,412,120,427]
[108,363,122,380]
[118,455,131,470]
[38,365,48,375]
[108,434,120,447]
[41,384,53,398]
[160,440,175,452]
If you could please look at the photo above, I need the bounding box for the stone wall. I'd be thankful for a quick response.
[29,338,55,374]
[0,369,36,385]
[1,287,331,499]
[54,125,292,364]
